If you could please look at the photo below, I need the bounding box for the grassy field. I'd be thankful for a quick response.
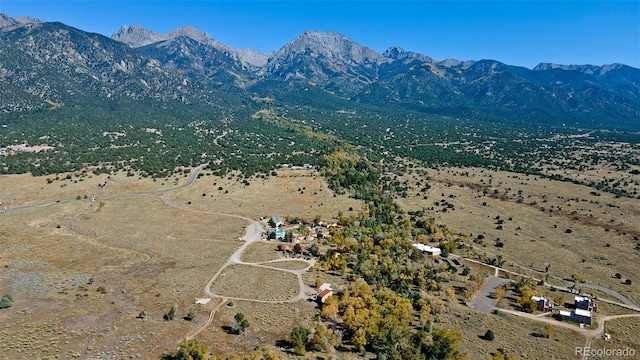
[0,180,252,359]
[167,168,362,222]
[0,170,173,207]
[240,242,284,263]
[0,168,362,359]
[589,317,640,355]
[196,299,317,357]
[443,303,586,359]
[209,264,300,302]
[265,260,311,270]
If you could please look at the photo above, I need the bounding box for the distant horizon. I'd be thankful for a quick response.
[1,1,638,69]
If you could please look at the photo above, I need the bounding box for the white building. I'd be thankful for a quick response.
[412,243,442,256]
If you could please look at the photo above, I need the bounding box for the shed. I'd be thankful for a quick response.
[317,289,333,304]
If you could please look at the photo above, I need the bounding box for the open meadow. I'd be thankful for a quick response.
[167,168,362,222]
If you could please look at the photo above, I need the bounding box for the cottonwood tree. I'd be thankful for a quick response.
[172,339,210,360]
[290,326,310,355]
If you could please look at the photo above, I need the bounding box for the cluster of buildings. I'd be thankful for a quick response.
[531,294,597,326]
[266,215,336,243]
[557,296,597,326]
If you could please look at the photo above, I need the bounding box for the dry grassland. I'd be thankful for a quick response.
[443,304,585,359]
[0,171,172,207]
[209,265,300,301]
[240,242,283,263]
[589,317,640,354]
[0,169,352,359]
[167,169,362,221]
[302,267,350,293]
[197,300,317,357]
[397,166,640,305]
[0,179,257,359]
[265,260,311,270]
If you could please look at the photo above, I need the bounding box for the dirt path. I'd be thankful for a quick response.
[581,336,592,360]
[186,298,229,341]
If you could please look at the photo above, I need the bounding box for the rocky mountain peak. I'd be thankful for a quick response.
[167,25,214,44]
[270,30,387,67]
[382,46,406,58]
[112,24,165,47]
[0,13,41,29]
[383,46,433,63]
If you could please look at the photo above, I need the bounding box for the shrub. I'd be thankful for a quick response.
[484,329,495,341]
[0,294,13,309]
[625,279,632,285]
[165,306,176,321]
[615,273,622,279]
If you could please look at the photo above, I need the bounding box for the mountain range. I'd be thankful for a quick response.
[1,13,638,130]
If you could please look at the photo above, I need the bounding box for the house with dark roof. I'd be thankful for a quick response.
[575,296,597,312]
[532,296,554,312]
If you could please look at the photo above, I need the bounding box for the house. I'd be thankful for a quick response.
[556,309,592,325]
[271,215,283,227]
[317,289,333,304]
[412,243,442,256]
[575,296,597,312]
[557,310,572,321]
[574,309,593,325]
[532,296,554,312]
[319,283,332,291]
[274,229,286,240]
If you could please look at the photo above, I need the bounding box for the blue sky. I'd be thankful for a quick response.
[1,1,638,69]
